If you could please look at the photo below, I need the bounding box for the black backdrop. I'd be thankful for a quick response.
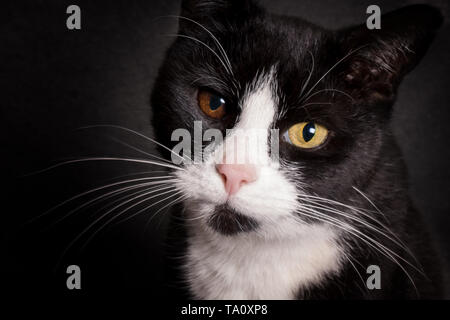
[2,0,450,296]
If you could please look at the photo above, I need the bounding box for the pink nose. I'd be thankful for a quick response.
[216,163,258,196]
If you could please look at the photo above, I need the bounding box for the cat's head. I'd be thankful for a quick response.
[151,0,442,239]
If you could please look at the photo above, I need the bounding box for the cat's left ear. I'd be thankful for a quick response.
[339,4,443,104]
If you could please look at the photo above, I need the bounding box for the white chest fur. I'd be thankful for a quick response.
[184,225,342,300]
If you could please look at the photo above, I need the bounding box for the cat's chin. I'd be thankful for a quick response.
[207,204,259,236]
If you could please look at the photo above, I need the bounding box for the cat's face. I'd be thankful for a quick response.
[151,0,441,239]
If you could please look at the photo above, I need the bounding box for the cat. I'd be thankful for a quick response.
[150,0,444,299]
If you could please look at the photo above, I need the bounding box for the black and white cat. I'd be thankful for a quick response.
[151,0,444,299]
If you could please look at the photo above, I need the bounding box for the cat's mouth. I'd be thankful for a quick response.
[207,204,259,236]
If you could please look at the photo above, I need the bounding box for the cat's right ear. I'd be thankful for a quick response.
[179,0,261,31]
[338,4,443,105]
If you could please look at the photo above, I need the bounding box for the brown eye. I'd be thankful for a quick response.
[198,90,226,119]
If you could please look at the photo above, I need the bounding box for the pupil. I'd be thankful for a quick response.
[302,122,316,142]
[209,95,224,111]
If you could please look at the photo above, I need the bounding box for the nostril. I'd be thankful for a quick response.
[239,180,248,189]
[219,172,227,184]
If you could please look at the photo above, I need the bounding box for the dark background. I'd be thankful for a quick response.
[2,0,449,296]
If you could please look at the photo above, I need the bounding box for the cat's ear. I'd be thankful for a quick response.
[339,5,443,104]
[179,0,261,30]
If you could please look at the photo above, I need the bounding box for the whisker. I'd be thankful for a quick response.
[300,88,354,104]
[78,125,191,163]
[165,33,232,78]
[98,170,170,182]
[28,175,177,224]
[301,198,394,241]
[300,50,315,97]
[117,190,184,225]
[47,179,179,228]
[339,248,366,289]
[300,202,414,260]
[298,194,376,216]
[300,206,423,274]
[300,193,420,267]
[192,75,229,89]
[298,102,333,110]
[351,186,423,270]
[301,46,367,101]
[163,15,234,77]
[144,193,188,230]
[88,182,176,217]
[106,136,177,166]
[56,186,179,268]
[81,190,185,250]
[181,213,209,222]
[293,209,420,296]
[351,186,387,220]
[298,207,423,292]
[29,156,183,176]
[242,190,399,246]
[80,188,182,250]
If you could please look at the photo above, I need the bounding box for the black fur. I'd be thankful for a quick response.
[208,204,259,235]
[151,0,444,299]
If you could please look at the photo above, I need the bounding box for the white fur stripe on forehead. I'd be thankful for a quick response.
[216,67,278,166]
[236,67,278,130]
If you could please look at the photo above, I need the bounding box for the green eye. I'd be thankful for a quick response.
[198,90,226,119]
[284,122,328,149]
